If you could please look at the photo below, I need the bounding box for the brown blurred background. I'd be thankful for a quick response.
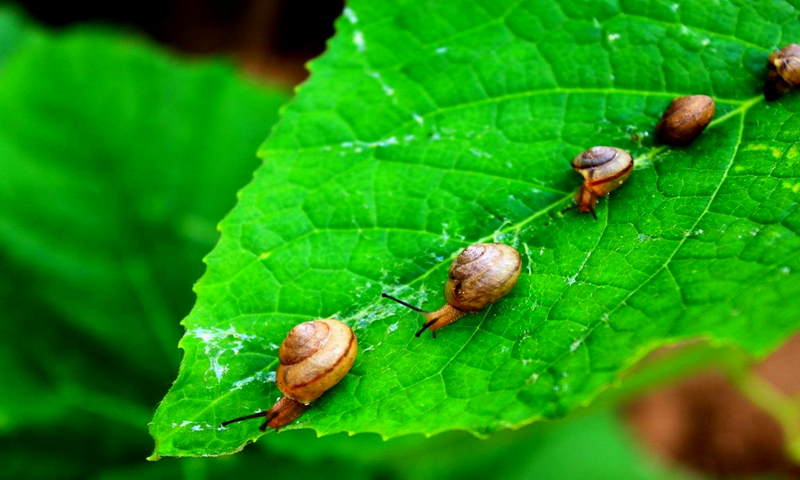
[14,0,344,85]
[627,335,800,478]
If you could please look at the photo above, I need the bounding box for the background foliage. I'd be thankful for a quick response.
[0,6,290,478]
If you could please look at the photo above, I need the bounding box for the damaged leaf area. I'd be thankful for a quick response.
[151,0,800,457]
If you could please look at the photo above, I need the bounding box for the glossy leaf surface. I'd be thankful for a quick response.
[151,0,800,456]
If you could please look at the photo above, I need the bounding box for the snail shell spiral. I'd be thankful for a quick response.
[381,243,522,337]
[444,243,522,312]
[276,319,357,404]
[563,146,633,219]
[571,146,633,197]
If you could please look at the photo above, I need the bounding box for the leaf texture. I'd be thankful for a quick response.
[151,0,800,457]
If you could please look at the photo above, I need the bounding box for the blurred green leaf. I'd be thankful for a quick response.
[152,0,800,457]
[0,4,30,69]
[0,6,289,477]
[0,18,289,380]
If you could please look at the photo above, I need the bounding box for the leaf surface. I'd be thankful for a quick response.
[151,0,800,456]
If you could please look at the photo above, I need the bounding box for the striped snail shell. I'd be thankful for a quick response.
[277,319,358,404]
[222,319,357,432]
[444,243,521,312]
[382,243,521,338]
[563,146,633,219]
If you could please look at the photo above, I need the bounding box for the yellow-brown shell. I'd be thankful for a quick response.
[655,95,715,146]
[276,319,357,404]
[572,146,633,197]
[768,44,800,87]
[765,44,800,100]
[444,243,521,312]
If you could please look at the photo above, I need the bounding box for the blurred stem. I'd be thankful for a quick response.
[726,363,800,463]
[590,341,800,463]
[595,341,800,463]
[592,341,750,409]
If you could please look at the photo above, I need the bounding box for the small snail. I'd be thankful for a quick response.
[561,146,633,219]
[221,319,357,431]
[765,44,800,101]
[655,95,715,146]
[381,243,521,338]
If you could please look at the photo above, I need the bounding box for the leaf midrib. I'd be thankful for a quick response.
[322,94,766,436]
[261,88,750,156]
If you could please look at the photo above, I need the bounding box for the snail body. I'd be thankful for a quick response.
[382,243,521,338]
[222,319,357,431]
[765,44,800,101]
[562,146,633,219]
[655,95,715,146]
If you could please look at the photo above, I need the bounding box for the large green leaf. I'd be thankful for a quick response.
[151,0,800,457]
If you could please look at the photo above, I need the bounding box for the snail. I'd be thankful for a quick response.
[381,243,521,338]
[655,95,715,146]
[561,146,633,219]
[765,44,800,101]
[221,319,357,431]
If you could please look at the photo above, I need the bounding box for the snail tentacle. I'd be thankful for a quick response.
[222,319,357,432]
[383,243,520,338]
[566,147,632,219]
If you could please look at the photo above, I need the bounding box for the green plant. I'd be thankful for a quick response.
[2,1,799,478]
[150,0,800,461]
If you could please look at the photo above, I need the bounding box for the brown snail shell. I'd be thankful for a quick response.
[562,146,633,219]
[222,319,357,432]
[382,243,521,338]
[765,44,800,101]
[655,95,715,146]
[277,319,358,404]
[444,243,522,311]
